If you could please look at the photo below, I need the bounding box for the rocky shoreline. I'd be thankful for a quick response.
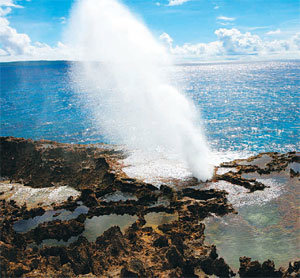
[0,136,299,277]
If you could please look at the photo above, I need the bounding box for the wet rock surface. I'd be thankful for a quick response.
[0,136,122,190]
[239,257,300,278]
[217,152,299,192]
[0,137,299,277]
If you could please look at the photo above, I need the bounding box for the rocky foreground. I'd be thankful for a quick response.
[0,136,299,278]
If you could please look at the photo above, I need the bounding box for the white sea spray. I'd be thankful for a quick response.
[67,0,213,181]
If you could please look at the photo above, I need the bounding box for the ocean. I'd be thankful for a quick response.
[1,60,299,159]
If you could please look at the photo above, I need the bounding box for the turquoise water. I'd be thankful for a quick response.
[1,60,299,155]
[204,162,300,270]
[204,178,300,270]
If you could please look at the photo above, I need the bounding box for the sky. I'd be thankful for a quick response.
[0,0,300,62]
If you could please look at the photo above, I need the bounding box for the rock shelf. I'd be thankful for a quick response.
[0,137,299,277]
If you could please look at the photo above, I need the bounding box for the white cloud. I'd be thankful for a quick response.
[160,28,300,60]
[0,47,7,55]
[0,0,21,16]
[59,16,67,24]
[1,0,299,62]
[0,18,73,61]
[0,17,33,55]
[0,0,22,8]
[215,28,262,54]
[292,33,300,48]
[159,32,173,48]
[160,31,223,58]
[217,16,235,21]
[248,26,268,31]
[167,0,190,6]
[266,29,281,35]
[0,0,73,61]
[214,5,220,10]
[0,0,29,56]
[0,7,11,16]
[172,41,223,58]
[218,22,233,26]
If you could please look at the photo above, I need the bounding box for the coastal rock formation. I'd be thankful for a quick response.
[0,137,299,277]
[0,136,123,190]
[239,257,300,278]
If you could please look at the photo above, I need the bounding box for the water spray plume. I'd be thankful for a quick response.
[68,0,213,181]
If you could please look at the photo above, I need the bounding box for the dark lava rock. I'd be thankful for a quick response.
[216,172,266,192]
[65,236,92,275]
[128,259,147,277]
[1,137,298,278]
[25,219,85,244]
[96,226,127,257]
[181,188,227,200]
[0,241,17,261]
[160,184,174,195]
[153,235,169,248]
[166,246,184,268]
[0,136,112,189]
[212,257,235,278]
[285,261,300,277]
[239,256,283,277]
[120,267,139,278]
[80,188,98,207]
[7,263,31,277]
[200,256,234,277]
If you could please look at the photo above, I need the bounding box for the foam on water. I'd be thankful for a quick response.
[289,162,300,173]
[206,179,284,208]
[0,182,80,209]
[121,149,192,185]
[216,167,238,175]
[121,148,254,185]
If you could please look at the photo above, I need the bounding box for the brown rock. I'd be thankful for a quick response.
[166,247,184,268]
[153,235,169,248]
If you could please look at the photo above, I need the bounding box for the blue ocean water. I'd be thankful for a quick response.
[1,60,299,156]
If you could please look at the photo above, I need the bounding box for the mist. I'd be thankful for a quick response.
[67,0,213,181]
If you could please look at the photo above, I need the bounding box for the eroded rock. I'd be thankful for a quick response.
[0,137,298,277]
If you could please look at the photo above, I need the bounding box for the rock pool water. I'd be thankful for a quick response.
[14,208,179,246]
[14,205,89,233]
[83,214,138,242]
[144,212,179,229]
[204,163,300,270]
[238,154,273,168]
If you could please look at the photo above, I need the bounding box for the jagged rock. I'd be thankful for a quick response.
[153,235,169,248]
[0,137,298,278]
[96,226,127,257]
[0,136,112,190]
[239,257,283,277]
[284,261,300,277]
[25,219,85,244]
[166,246,184,268]
[120,267,139,278]
[64,236,92,275]
[7,262,31,277]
